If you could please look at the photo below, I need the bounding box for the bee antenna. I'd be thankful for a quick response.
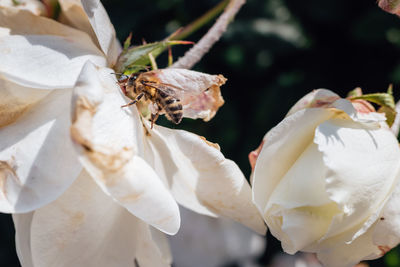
[111,72,124,75]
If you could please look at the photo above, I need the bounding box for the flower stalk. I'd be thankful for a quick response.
[171,0,246,69]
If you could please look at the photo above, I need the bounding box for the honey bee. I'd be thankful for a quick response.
[118,70,185,127]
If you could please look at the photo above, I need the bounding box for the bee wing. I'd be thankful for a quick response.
[141,81,186,99]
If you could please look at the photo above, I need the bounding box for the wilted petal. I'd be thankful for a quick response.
[0,34,105,89]
[378,0,400,15]
[253,108,335,214]
[145,123,266,234]
[58,0,120,65]
[314,118,400,240]
[144,69,226,121]
[70,61,180,234]
[0,0,45,15]
[15,171,170,267]
[0,89,81,213]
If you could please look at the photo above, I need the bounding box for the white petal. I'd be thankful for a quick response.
[13,212,34,267]
[252,108,335,215]
[0,0,45,15]
[0,35,106,89]
[264,142,340,253]
[316,224,381,267]
[0,7,94,38]
[145,124,266,234]
[70,62,180,234]
[275,203,340,254]
[0,89,82,213]
[58,0,120,65]
[330,99,386,123]
[267,142,332,210]
[286,89,340,116]
[0,77,50,127]
[26,170,170,267]
[136,227,172,267]
[314,118,400,241]
[373,175,400,248]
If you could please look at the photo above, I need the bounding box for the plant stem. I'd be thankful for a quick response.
[171,0,230,41]
[170,0,246,69]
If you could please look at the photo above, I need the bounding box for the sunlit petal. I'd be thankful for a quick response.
[26,171,168,267]
[0,89,81,213]
[253,108,334,214]
[0,35,105,89]
[314,118,400,240]
[145,124,266,234]
[70,61,180,234]
[58,0,120,65]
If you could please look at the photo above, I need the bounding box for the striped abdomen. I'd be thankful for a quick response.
[157,90,183,124]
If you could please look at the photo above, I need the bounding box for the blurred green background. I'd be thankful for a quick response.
[2,0,400,266]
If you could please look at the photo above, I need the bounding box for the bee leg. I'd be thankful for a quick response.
[121,92,144,108]
[151,111,160,129]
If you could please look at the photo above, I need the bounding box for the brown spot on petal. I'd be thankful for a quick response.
[0,104,30,128]
[70,211,85,230]
[70,96,133,177]
[70,95,96,149]
[199,136,220,150]
[378,245,391,256]
[119,191,145,203]
[0,160,20,199]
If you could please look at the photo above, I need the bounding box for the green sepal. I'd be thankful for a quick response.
[123,33,132,51]
[115,40,193,73]
[379,105,397,127]
[350,92,395,109]
[349,86,396,126]
[347,87,362,98]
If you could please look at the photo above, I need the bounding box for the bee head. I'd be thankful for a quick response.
[127,74,138,86]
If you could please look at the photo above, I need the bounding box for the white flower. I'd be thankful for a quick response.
[252,89,400,267]
[0,1,265,266]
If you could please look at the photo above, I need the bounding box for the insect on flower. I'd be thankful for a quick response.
[117,69,227,128]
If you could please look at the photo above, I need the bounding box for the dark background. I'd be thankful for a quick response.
[2,0,400,266]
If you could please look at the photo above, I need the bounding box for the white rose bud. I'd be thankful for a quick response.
[252,89,400,267]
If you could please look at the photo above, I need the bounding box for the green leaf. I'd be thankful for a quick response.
[114,40,193,73]
[350,92,396,109]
